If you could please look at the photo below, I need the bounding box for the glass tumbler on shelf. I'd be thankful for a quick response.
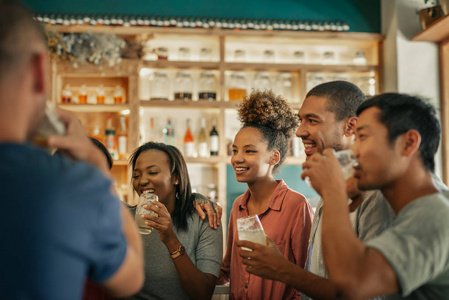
[275,73,293,101]
[198,71,217,100]
[228,72,247,101]
[253,72,271,91]
[174,71,193,101]
[135,191,159,234]
[150,71,170,100]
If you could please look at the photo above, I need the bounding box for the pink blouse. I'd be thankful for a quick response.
[218,180,314,300]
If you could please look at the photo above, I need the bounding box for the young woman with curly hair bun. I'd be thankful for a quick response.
[217,90,314,299]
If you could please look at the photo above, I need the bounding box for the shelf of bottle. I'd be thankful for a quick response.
[49,25,382,41]
[56,59,138,76]
[140,60,378,73]
[223,62,377,72]
[139,100,301,109]
[141,60,220,70]
[59,103,130,112]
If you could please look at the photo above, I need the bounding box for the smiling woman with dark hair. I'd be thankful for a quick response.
[123,141,223,300]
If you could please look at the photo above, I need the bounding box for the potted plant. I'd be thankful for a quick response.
[419,0,444,29]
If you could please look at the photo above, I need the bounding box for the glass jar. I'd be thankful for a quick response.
[156,47,168,60]
[174,71,193,101]
[293,50,305,63]
[356,74,376,96]
[61,85,72,104]
[275,73,293,101]
[263,50,275,62]
[253,72,271,91]
[228,72,247,101]
[150,71,169,100]
[198,71,217,100]
[177,47,190,60]
[322,51,336,64]
[234,49,246,62]
[200,48,212,61]
[353,51,367,65]
[78,85,87,104]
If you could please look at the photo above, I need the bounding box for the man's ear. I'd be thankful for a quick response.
[344,116,358,137]
[402,129,421,157]
[269,150,280,166]
[31,53,47,95]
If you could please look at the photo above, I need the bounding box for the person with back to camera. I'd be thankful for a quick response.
[0,1,144,299]
[122,141,223,300]
[217,90,314,299]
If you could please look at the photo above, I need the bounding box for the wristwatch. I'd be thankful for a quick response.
[170,245,186,259]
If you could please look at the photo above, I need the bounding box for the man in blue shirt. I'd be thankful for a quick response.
[0,1,144,299]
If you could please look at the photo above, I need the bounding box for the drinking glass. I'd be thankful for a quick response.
[32,102,66,154]
[237,215,266,250]
[135,191,159,234]
[333,149,358,180]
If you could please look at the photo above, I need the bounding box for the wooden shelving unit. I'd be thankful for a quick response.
[412,16,449,184]
[48,24,383,223]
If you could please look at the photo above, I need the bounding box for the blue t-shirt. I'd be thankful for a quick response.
[0,143,127,300]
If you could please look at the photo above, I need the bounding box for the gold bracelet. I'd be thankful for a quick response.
[170,245,186,259]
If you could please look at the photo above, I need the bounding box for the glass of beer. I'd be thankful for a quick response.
[237,215,266,250]
[135,191,159,234]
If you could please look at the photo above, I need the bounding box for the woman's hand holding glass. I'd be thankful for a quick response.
[143,200,177,244]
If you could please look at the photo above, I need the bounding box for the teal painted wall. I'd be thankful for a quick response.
[23,0,380,33]
[226,164,319,230]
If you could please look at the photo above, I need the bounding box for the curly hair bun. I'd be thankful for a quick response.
[238,90,298,137]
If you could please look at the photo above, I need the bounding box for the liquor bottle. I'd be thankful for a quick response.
[209,118,219,156]
[163,117,175,146]
[105,116,117,159]
[146,117,156,143]
[91,124,104,144]
[183,118,195,157]
[197,118,208,157]
[117,115,128,160]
